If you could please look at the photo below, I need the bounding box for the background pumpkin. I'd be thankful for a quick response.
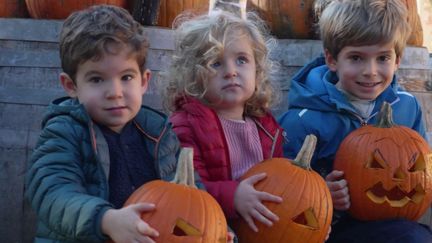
[334,102,432,221]
[233,135,333,243]
[0,0,28,18]
[122,148,227,243]
[25,0,129,19]
[247,0,317,39]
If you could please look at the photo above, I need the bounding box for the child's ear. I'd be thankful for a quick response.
[324,49,338,72]
[60,72,78,98]
[395,55,402,70]
[141,69,151,94]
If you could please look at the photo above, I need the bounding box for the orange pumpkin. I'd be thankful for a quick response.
[404,0,423,46]
[334,102,432,221]
[247,0,317,39]
[122,148,227,243]
[0,0,28,18]
[25,0,129,19]
[233,135,333,243]
[156,0,208,28]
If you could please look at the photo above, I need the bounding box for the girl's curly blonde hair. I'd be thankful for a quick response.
[162,10,279,117]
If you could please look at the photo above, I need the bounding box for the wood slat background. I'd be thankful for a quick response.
[0,18,431,242]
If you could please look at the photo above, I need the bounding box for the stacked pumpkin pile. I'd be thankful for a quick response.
[0,0,424,46]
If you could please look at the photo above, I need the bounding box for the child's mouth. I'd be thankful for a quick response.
[357,82,381,87]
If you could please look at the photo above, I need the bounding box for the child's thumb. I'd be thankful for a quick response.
[132,202,156,212]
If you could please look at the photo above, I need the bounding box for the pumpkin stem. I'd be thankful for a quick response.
[293,134,317,170]
[375,102,394,128]
[171,147,197,188]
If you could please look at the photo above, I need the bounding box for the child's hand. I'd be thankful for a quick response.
[101,203,159,243]
[234,172,283,232]
[227,231,235,243]
[325,170,350,211]
[325,225,331,241]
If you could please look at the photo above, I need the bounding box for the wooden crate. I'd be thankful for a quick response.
[0,18,431,242]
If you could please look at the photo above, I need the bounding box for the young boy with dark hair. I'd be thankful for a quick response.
[26,5,182,242]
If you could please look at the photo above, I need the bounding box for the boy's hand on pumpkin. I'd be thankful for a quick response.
[102,203,159,243]
[325,170,350,211]
[234,172,282,232]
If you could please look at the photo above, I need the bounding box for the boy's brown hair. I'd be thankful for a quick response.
[59,4,149,82]
[319,0,411,59]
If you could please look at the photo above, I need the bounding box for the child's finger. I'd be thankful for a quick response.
[137,221,159,237]
[243,213,258,232]
[258,191,283,203]
[326,178,347,191]
[325,170,344,182]
[244,173,267,185]
[251,208,273,227]
[132,203,156,212]
[330,186,349,199]
[255,203,279,223]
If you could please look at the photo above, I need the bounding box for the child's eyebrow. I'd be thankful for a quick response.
[83,70,102,78]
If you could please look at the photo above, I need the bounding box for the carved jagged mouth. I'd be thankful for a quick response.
[366,182,425,207]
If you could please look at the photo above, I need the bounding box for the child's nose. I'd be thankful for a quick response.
[223,62,237,79]
[363,61,378,76]
[106,80,123,98]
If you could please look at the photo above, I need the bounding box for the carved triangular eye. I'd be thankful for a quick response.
[172,218,202,237]
[292,207,319,230]
[367,149,387,169]
[408,153,425,172]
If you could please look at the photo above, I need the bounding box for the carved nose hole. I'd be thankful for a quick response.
[172,218,202,237]
[393,167,405,181]
[292,207,319,230]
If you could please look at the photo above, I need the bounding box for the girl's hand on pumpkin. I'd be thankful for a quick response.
[101,203,159,243]
[325,170,350,211]
[234,172,283,232]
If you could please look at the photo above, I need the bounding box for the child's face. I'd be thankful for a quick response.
[205,34,256,118]
[60,48,149,133]
[325,42,401,100]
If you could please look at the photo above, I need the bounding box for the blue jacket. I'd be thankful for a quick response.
[25,97,181,243]
[278,57,425,177]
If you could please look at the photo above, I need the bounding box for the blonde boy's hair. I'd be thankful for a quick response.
[319,0,411,59]
[163,11,278,117]
[59,5,149,82]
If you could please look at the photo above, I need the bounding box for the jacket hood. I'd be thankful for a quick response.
[289,56,400,114]
[41,97,90,128]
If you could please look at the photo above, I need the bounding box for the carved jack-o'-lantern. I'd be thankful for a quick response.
[334,102,432,221]
[233,135,333,243]
[123,148,227,243]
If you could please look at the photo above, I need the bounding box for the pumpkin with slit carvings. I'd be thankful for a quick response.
[233,135,332,243]
[334,102,432,221]
[121,148,227,243]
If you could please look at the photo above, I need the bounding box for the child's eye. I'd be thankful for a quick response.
[378,55,391,62]
[89,77,103,83]
[122,75,133,81]
[210,61,221,68]
[236,56,248,65]
[349,55,362,62]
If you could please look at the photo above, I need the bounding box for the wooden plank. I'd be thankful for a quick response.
[0,48,60,68]
[0,18,174,50]
[0,87,65,105]
[0,18,62,42]
[0,67,62,89]
[399,79,432,92]
[0,145,30,243]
